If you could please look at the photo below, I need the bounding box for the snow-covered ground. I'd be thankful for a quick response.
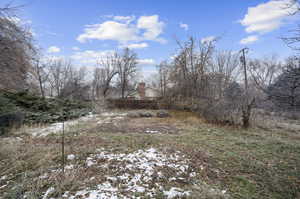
[40,148,227,199]
[25,112,129,137]
[26,113,96,137]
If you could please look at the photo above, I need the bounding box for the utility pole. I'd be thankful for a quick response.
[239,48,253,128]
[240,48,249,100]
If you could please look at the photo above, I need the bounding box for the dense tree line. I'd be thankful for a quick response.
[154,37,300,127]
[29,47,138,101]
[0,4,139,101]
[1,4,300,128]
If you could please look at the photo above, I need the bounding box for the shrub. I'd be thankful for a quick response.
[0,112,25,135]
[199,100,241,125]
[0,90,91,126]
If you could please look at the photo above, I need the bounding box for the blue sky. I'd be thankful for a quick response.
[2,0,299,78]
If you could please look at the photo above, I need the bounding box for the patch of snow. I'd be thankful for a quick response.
[0,184,7,189]
[164,187,191,199]
[0,175,7,181]
[68,182,120,199]
[65,164,74,170]
[60,148,196,198]
[67,154,75,160]
[39,173,48,179]
[90,177,96,181]
[169,177,177,181]
[2,137,23,143]
[190,172,197,177]
[40,147,226,198]
[106,176,117,182]
[42,187,55,199]
[86,157,95,167]
[135,185,146,193]
[145,130,160,134]
[100,112,127,117]
[62,191,69,197]
[29,114,97,137]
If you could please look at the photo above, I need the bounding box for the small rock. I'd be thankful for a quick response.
[156,110,170,118]
[139,112,154,117]
[127,112,140,118]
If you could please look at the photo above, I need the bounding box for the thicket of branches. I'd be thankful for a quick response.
[0,4,139,102]
[267,57,300,111]
[92,48,138,100]
[155,37,246,125]
[155,37,300,127]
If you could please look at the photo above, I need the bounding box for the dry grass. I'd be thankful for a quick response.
[0,110,299,198]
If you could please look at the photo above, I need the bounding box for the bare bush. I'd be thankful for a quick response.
[156,37,249,126]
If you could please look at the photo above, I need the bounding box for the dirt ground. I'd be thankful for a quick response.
[95,116,180,135]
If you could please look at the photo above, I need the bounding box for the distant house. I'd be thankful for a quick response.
[105,82,160,100]
[129,82,160,100]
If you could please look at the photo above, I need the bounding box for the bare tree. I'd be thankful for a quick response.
[170,37,216,99]
[281,0,300,50]
[59,66,90,100]
[248,55,282,93]
[268,56,300,111]
[157,61,170,97]
[0,4,35,91]
[117,48,138,98]
[92,53,119,99]
[47,58,73,97]
[29,57,50,98]
[210,50,240,99]
[282,25,300,50]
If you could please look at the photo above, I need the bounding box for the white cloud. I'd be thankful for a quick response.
[72,46,80,51]
[45,31,59,36]
[137,15,166,43]
[179,23,189,31]
[137,59,155,66]
[240,35,259,44]
[201,36,216,44]
[77,21,139,43]
[240,0,298,34]
[71,50,114,64]
[113,15,135,24]
[77,15,166,44]
[47,46,61,53]
[119,42,149,49]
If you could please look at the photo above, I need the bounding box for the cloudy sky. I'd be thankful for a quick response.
[3,0,300,78]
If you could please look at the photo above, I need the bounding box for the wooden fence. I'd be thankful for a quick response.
[107,99,159,109]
